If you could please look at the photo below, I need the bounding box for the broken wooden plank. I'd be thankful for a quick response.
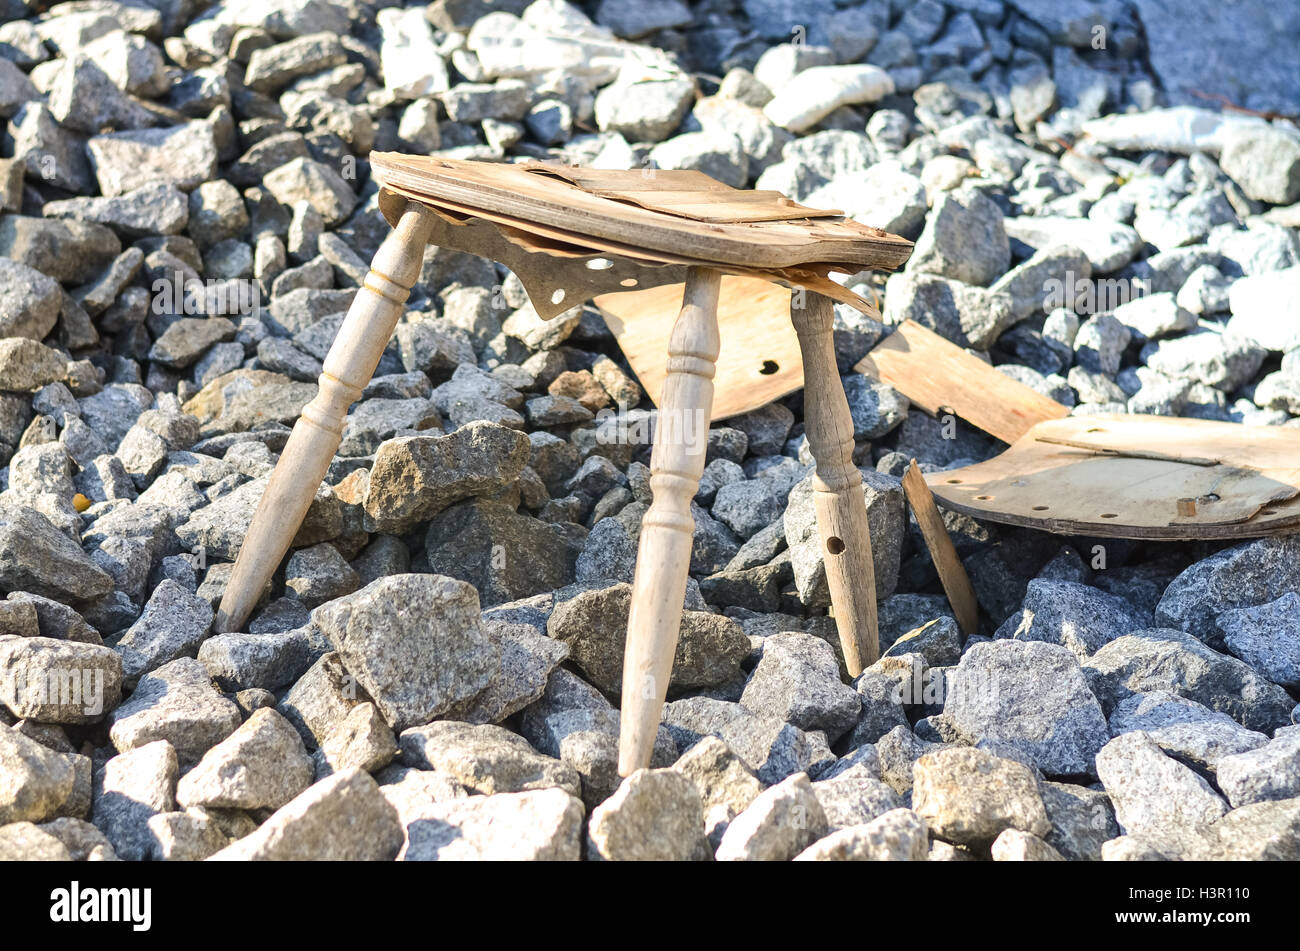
[595,276,804,420]
[902,459,979,636]
[855,319,1070,444]
[926,414,1300,539]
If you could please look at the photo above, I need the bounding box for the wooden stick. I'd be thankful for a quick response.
[901,459,979,637]
[790,290,879,676]
[618,267,722,776]
[214,201,437,633]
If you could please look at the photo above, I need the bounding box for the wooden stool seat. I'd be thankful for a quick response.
[214,154,914,777]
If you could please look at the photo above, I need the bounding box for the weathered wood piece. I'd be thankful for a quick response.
[928,415,1300,539]
[619,267,722,775]
[856,319,1070,444]
[791,291,879,675]
[214,201,437,633]
[594,276,804,419]
[901,460,979,636]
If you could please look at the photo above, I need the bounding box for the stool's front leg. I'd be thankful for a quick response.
[790,290,879,676]
[618,266,722,776]
[214,201,437,633]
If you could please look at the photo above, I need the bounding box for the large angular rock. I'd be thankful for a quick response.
[739,631,860,741]
[794,809,929,861]
[1083,629,1295,735]
[112,580,213,687]
[108,658,242,765]
[587,768,711,861]
[398,720,580,798]
[1215,731,1300,808]
[672,735,765,844]
[177,709,315,811]
[1039,780,1119,861]
[999,578,1144,659]
[91,740,176,862]
[312,574,497,731]
[424,499,580,607]
[882,271,1017,351]
[439,621,568,725]
[716,772,828,861]
[0,504,114,604]
[812,768,902,832]
[594,73,695,142]
[0,636,122,724]
[1215,592,1300,689]
[0,728,76,824]
[0,258,62,341]
[1109,691,1268,771]
[313,702,398,778]
[1095,732,1228,848]
[1188,797,1300,861]
[402,788,585,861]
[913,747,1051,850]
[209,769,403,861]
[87,122,219,197]
[908,189,1009,287]
[547,583,748,695]
[362,422,530,534]
[943,640,1109,776]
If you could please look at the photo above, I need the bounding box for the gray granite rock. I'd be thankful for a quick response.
[991,828,1066,861]
[1083,628,1295,735]
[312,701,398,778]
[1095,731,1228,848]
[177,708,314,811]
[1039,780,1119,861]
[547,583,748,695]
[0,727,76,824]
[312,574,496,731]
[913,746,1051,849]
[210,769,403,861]
[1215,592,1300,689]
[740,631,859,742]
[399,720,580,798]
[795,808,929,861]
[1000,578,1144,659]
[672,735,765,845]
[91,740,177,862]
[108,658,241,765]
[1214,731,1300,808]
[403,787,585,860]
[112,580,213,687]
[0,504,114,604]
[944,640,1109,776]
[362,422,530,534]
[1109,691,1268,771]
[909,188,1009,287]
[716,772,827,861]
[0,636,122,724]
[587,768,711,861]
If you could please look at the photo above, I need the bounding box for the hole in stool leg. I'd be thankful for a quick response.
[759,360,779,375]
[826,536,846,555]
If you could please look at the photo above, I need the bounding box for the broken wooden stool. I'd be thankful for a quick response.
[213,155,914,776]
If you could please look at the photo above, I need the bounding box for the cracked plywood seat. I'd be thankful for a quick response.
[215,154,914,776]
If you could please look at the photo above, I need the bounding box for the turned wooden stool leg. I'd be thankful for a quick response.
[214,201,437,633]
[618,267,722,775]
[790,290,879,676]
